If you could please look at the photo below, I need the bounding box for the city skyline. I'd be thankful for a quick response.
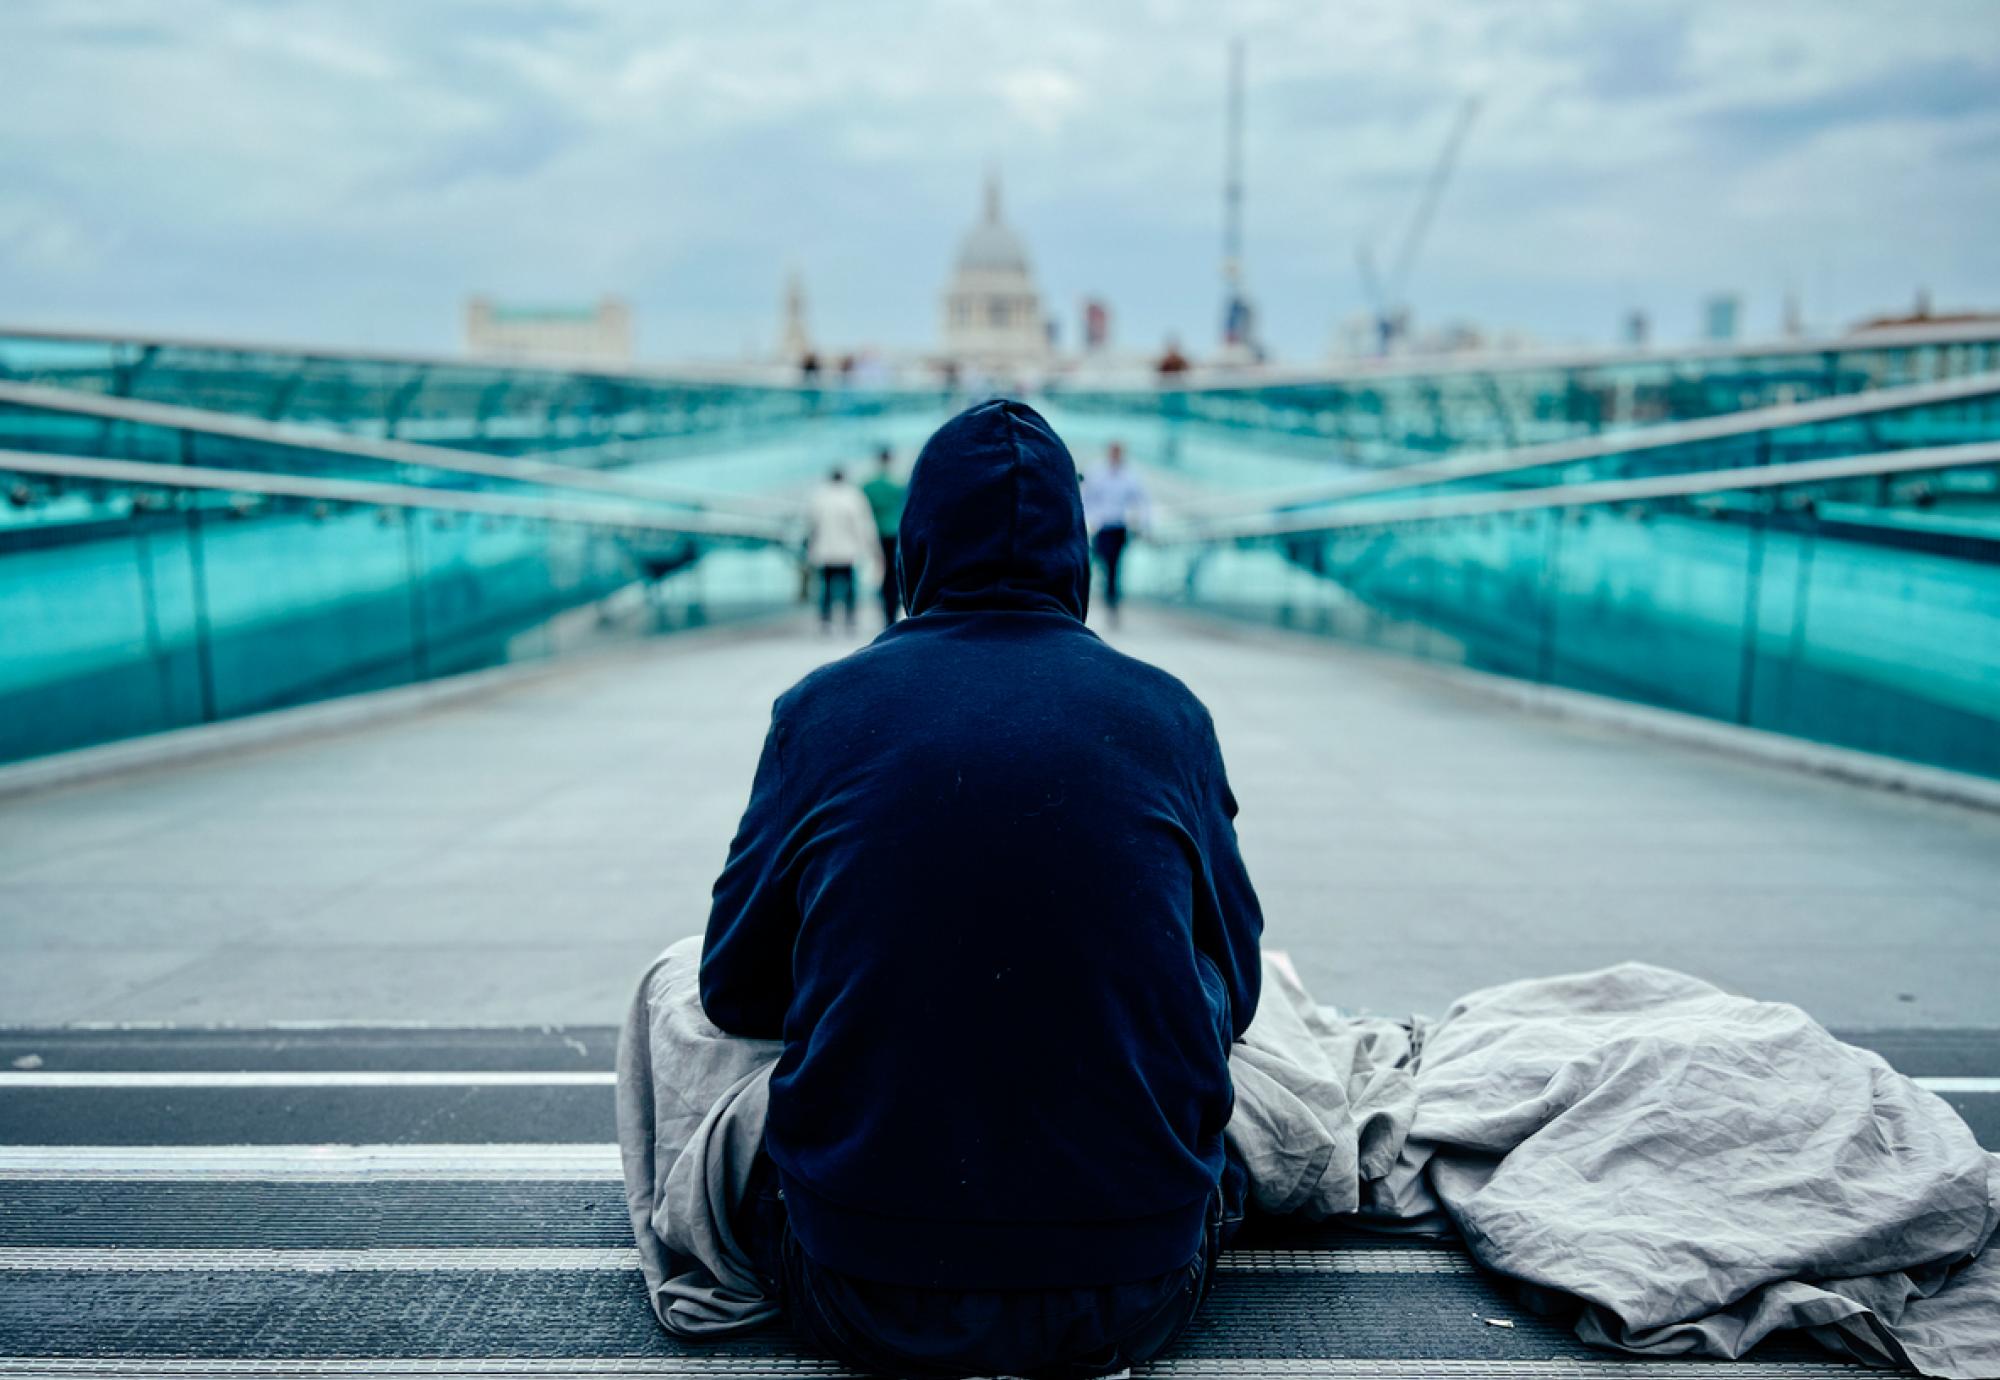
[4,0,1998,362]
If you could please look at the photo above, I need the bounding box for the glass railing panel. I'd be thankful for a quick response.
[1743,501,2000,767]
[408,508,638,677]
[0,398,511,497]
[1162,376,2000,530]
[1388,385,2000,501]
[1046,328,2000,463]
[0,330,955,459]
[1540,504,1758,724]
[1139,451,2000,780]
[194,496,426,719]
[0,392,815,525]
[641,545,803,631]
[1,511,209,755]
[0,459,799,766]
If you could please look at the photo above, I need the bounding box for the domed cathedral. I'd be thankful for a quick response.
[940,174,1049,367]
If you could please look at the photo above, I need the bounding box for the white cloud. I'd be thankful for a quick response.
[0,0,1995,359]
[996,68,1087,137]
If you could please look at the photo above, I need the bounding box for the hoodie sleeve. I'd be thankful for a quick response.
[1193,715,1263,1040]
[699,706,800,1038]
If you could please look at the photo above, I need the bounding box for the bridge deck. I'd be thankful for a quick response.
[2,610,1996,1376]
[3,608,1995,1028]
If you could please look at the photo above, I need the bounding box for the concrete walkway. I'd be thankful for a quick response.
[2,610,1995,1029]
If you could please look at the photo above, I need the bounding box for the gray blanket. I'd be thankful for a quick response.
[616,940,2000,1378]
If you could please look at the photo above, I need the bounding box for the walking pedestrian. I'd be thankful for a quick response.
[1082,441,1149,626]
[805,468,879,634]
[859,447,907,626]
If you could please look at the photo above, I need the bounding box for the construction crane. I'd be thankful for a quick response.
[1220,37,1259,361]
[1358,95,1482,354]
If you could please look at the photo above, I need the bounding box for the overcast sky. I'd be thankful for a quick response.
[4,0,1998,363]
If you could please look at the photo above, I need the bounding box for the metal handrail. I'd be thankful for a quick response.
[0,324,949,394]
[13,319,2000,398]
[0,449,796,543]
[1050,319,2000,394]
[0,381,799,520]
[1161,371,2000,523]
[1154,441,2000,544]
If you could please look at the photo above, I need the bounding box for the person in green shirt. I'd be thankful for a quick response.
[859,446,907,625]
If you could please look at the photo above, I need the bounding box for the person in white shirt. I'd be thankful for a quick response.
[1081,442,1149,625]
[805,469,881,633]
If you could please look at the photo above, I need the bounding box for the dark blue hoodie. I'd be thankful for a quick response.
[700,400,1263,1291]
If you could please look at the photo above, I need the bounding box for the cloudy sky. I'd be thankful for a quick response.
[4,0,1998,363]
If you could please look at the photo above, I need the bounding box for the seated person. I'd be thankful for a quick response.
[701,399,1264,1378]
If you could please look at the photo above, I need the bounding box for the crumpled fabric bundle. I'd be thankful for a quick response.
[1382,964,2000,1380]
[1215,951,1424,1221]
[616,939,2000,1378]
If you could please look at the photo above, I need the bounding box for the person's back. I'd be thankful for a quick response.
[804,474,875,567]
[804,471,877,630]
[702,400,1262,1375]
[858,448,907,624]
[859,459,905,540]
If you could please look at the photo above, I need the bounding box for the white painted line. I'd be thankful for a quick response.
[0,1357,1879,1377]
[0,1071,1989,1093]
[0,1071,615,1089]
[0,1247,640,1273]
[1096,1366,1860,1379]
[0,1144,622,1181]
[0,1020,604,1031]
[1916,1076,2000,1095]
[0,1365,849,1379]
[0,1246,1474,1276]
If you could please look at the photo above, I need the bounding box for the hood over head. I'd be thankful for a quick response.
[898,400,1090,619]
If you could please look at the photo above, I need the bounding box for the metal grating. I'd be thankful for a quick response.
[0,1247,1479,1276]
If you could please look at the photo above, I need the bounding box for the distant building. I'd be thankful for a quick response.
[1851,289,2000,335]
[1330,311,1379,359]
[1782,290,1804,339]
[1703,294,1741,343]
[780,273,811,362]
[1082,298,1111,352]
[464,297,633,364]
[940,175,1048,367]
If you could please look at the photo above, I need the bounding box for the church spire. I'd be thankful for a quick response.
[984,168,1002,223]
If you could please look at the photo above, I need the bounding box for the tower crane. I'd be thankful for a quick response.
[1358,95,1481,354]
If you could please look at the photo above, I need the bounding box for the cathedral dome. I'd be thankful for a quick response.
[955,188,1032,275]
[940,174,1047,365]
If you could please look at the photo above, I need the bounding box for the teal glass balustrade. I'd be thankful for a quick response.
[0,455,797,765]
[1360,376,2000,504]
[1136,446,2000,780]
[0,384,796,522]
[1049,324,2000,466]
[0,328,952,459]
[1168,374,2000,528]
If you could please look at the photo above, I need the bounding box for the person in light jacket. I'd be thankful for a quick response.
[1081,441,1149,625]
[804,468,880,633]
